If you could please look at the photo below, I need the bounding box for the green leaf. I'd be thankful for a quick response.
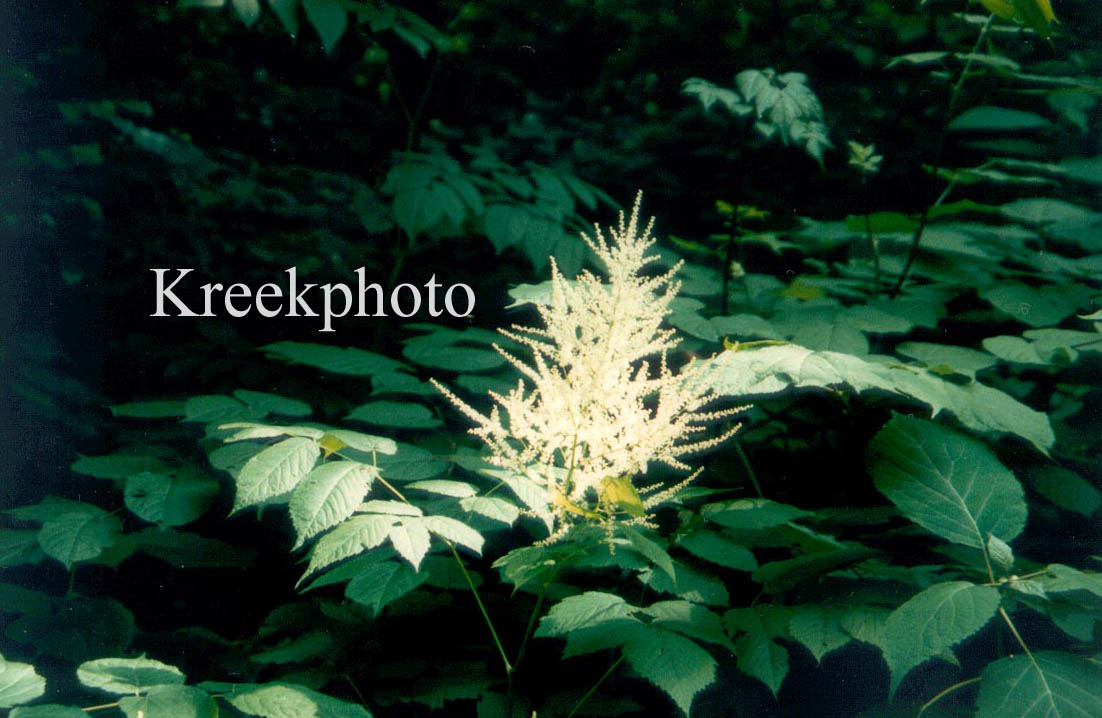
[979,283,1088,328]
[724,605,790,695]
[119,685,216,718]
[752,544,876,593]
[233,390,312,417]
[10,706,89,718]
[301,514,398,579]
[371,372,436,396]
[948,106,1051,132]
[867,414,1027,548]
[109,401,186,418]
[262,341,407,376]
[536,592,636,637]
[788,606,851,663]
[459,496,520,526]
[1028,465,1101,517]
[76,656,185,694]
[622,525,676,580]
[302,0,347,55]
[421,515,484,555]
[622,627,717,716]
[183,395,262,424]
[38,507,121,568]
[0,657,46,708]
[290,461,376,547]
[71,452,170,481]
[268,0,299,37]
[227,683,372,718]
[250,630,334,664]
[345,560,428,615]
[976,651,1102,718]
[387,519,431,570]
[0,529,44,567]
[405,480,476,498]
[640,562,729,606]
[896,342,996,378]
[231,0,261,25]
[987,534,1015,573]
[882,581,1000,696]
[676,529,758,571]
[698,343,1054,451]
[233,437,321,512]
[321,429,397,455]
[124,470,219,526]
[701,498,812,529]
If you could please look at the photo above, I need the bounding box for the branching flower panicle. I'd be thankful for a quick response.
[433,193,746,540]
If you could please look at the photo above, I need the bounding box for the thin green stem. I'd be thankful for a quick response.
[565,654,625,718]
[733,438,764,498]
[83,702,122,712]
[513,579,552,672]
[948,14,996,120]
[449,543,513,676]
[918,677,980,716]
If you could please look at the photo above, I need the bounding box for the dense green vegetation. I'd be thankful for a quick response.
[2,1,1101,717]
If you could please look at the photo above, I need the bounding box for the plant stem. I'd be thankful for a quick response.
[449,543,513,676]
[733,438,764,498]
[889,14,994,298]
[565,654,625,718]
[918,677,981,715]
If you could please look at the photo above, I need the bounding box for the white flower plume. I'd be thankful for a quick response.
[433,192,745,537]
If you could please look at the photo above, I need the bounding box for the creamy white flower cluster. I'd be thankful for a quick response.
[433,193,744,538]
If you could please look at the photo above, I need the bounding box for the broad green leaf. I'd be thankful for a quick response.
[895,342,996,378]
[459,496,520,525]
[701,498,812,530]
[622,627,716,717]
[10,706,88,718]
[752,544,876,593]
[979,283,1088,328]
[220,423,325,443]
[290,461,376,547]
[71,452,169,481]
[676,529,758,571]
[38,508,121,568]
[644,601,734,650]
[421,515,484,555]
[109,401,186,418]
[233,437,321,512]
[371,372,436,396]
[406,480,476,498]
[321,429,397,455]
[262,341,406,376]
[1028,466,1101,517]
[345,560,428,615]
[233,390,311,417]
[231,0,260,25]
[640,562,729,606]
[867,415,1027,548]
[302,0,347,55]
[76,656,185,694]
[883,581,1000,696]
[788,606,851,663]
[131,527,257,569]
[948,106,1050,132]
[388,519,431,569]
[0,658,46,708]
[698,343,1054,451]
[250,631,334,664]
[976,651,1102,718]
[536,592,636,636]
[124,470,219,526]
[227,683,372,718]
[347,400,441,429]
[9,596,135,662]
[1039,564,1102,602]
[622,525,675,580]
[119,685,216,718]
[268,0,299,37]
[301,514,398,579]
[725,605,791,695]
[183,395,262,424]
[0,529,44,567]
[987,534,1015,573]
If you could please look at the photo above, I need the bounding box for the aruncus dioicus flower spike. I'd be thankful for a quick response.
[432,193,747,541]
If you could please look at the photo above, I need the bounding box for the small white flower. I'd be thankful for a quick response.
[433,193,745,538]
